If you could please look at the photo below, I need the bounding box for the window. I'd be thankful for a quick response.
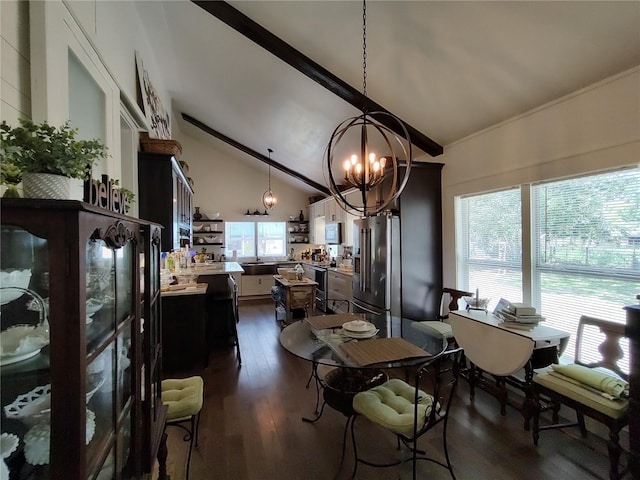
[226,221,286,258]
[458,188,523,311]
[532,169,639,367]
[457,167,640,369]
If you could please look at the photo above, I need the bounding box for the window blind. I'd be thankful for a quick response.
[459,188,523,311]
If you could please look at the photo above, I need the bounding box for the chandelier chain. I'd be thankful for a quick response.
[362,0,367,103]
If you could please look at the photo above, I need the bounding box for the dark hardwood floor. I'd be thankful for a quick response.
[159,300,619,480]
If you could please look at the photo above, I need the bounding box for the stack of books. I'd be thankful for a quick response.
[495,301,545,330]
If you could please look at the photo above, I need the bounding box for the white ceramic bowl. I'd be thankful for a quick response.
[86,298,103,316]
[193,224,204,232]
[4,375,104,428]
[0,324,49,366]
[342,320,375,333]
[0,269,32,304]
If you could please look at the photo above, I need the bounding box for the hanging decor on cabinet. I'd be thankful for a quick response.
[262,148,278,211]
[323,0,413,217]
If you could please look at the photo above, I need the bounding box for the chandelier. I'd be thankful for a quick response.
[262,148,277,211]
[324,0,412,216]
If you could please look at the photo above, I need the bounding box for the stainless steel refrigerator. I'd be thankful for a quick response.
[351,215,401,317]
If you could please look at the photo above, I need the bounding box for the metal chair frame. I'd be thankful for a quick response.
[350,347,464,480]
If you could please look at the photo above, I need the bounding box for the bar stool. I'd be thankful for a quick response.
[161,376,204,480]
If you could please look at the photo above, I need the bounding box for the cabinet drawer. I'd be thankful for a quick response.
[328,271,352,292]
[241,274,273,296]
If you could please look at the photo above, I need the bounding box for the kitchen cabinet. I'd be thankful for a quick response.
[372,163,443,320]
[240,275,273,297]
[324,198,344,224]
[0,199,164,480]
[287,221,309,245]
[138,152,193,252]
[309,203,326,245]
[327,269,352,314]
[193,219,224,250]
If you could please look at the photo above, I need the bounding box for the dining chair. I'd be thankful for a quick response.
[411,288,472,349]
[531,315,629,480]
[161,376,204,480]
[350,347,464,480]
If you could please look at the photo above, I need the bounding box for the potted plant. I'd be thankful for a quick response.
[0,119,108,200]
[0,142,23,198]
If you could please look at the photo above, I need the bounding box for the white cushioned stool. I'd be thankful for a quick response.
[162,376,204,480]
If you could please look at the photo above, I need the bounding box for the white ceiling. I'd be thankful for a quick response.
[136,0,640,194]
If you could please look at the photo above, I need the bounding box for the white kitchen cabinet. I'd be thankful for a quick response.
[241,274,273,296]
[309,202,326,245]
[324,198,344,224]
[327,269,353,314]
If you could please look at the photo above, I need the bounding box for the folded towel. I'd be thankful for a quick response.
[551,363,628,398]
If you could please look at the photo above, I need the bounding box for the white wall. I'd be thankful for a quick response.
[1,0,31,124]
[441,67,640,287]
[174,130,319,257]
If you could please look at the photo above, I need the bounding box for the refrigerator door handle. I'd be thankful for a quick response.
[364,227,371,292]
[351,299,385,316]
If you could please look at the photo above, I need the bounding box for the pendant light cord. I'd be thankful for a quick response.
[362,0,368,111]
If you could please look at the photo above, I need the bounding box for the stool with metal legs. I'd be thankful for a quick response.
[161,376,204,480]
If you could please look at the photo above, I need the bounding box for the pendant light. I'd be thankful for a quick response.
[324,0,412,216]
[262,148,278,211]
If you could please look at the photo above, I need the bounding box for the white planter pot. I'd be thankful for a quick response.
[22,173,84,200]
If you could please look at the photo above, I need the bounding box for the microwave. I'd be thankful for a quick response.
[325,222,342,244]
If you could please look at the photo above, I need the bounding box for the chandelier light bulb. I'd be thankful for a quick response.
[323,0,413,216]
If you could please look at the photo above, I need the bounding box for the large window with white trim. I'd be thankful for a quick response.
[458,167,640,368]
[225,222,287,259]
[458,187,523,310]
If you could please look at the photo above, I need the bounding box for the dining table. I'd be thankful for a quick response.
[448,308,571,430]
[279,312,447,420]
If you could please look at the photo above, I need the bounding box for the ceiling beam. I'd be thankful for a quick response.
[191,0,444,157]
[182,113,331,195]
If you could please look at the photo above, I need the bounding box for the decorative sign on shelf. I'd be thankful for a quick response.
[135,50,171,139]
[85,175,132,215]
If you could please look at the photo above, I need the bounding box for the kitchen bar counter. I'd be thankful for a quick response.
[160,283,208,297]
[174,261,244,275]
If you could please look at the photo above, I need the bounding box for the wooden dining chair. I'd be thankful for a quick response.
[532,315,629,480]
[411,288,472,349]
[350,347,464,480]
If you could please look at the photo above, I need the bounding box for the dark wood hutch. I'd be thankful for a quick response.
[0,199,165,479]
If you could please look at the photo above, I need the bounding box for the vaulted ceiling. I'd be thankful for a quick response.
[136,0,640,194]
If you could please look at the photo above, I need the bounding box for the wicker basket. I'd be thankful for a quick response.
[140,133,183,156]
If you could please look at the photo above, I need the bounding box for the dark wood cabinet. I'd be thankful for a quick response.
[0,199,164,479]
[377,163,444,320]
[625,303,640,479]
[138,153,193,252]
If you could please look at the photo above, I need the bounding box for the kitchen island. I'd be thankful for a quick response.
[273,275,318,325]
[161,283,209,372]
[161,262,244,371]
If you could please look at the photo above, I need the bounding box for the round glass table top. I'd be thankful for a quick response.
[279,312,447,369]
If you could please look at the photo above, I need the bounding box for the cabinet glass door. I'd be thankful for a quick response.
[1,226,51,478]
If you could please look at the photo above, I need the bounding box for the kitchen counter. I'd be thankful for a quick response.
[161,283,208,297]
[174,261,244,275]
[326,267,353,276]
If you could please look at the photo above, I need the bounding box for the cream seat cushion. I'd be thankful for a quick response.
[534,371,628,419]
[162,376,204,421]
[411,321,453,339]
[353,378,434,437]
[550,363,628,398]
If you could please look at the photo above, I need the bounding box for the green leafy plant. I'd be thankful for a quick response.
[112,179,136,204]
[0,119,108,180]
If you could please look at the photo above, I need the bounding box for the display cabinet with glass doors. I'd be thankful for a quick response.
[0,199,164,480]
